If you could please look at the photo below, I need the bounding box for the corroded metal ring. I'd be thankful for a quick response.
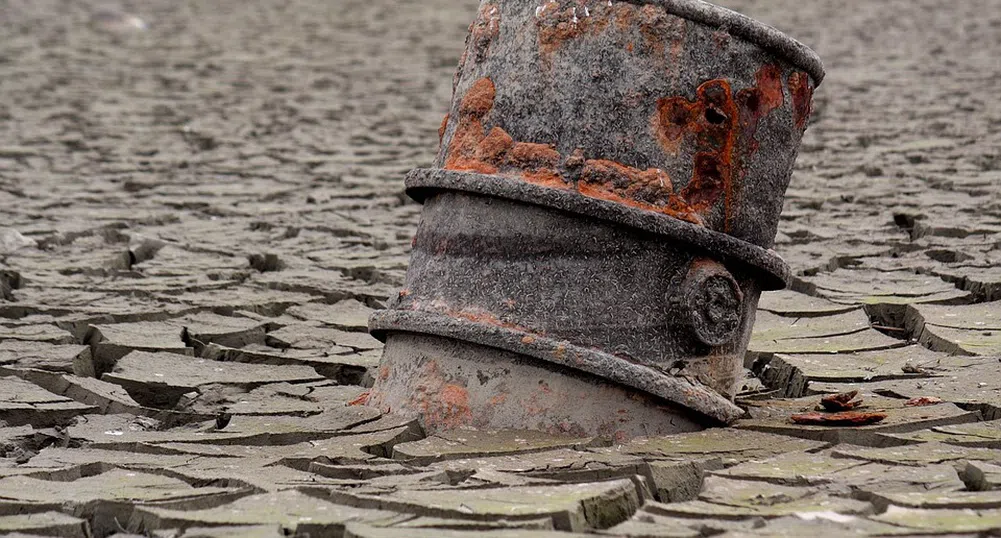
[406,168,790,290]
[369,309,746,424]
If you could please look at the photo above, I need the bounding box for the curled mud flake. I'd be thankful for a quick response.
[475,126,515,162]
[905,396,944,407]
[788,71,814,130]
[469,3,502,62]
[790,411,887,426]
[819,390,863,411]
[508,141,561,168]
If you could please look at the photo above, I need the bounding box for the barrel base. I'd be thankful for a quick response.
[368,332,709,441]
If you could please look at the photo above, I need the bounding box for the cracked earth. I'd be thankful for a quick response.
[1,0,1000,536]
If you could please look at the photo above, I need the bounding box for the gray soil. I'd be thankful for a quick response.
[0,0,999,537]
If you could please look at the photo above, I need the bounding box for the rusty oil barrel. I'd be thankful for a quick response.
[368,0,823,439]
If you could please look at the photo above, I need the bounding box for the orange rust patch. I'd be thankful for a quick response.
[576,158,705,223]
[488,393,508,406]
[508,141,560,169]
[378,365,390,381]
[415,299,543,336]
[446,78,498,174]
[652,65,786,231]
[578,180,701,225]
[444,77,568,186]
[788,71,813,130]
[437,384,473,427]
[521,335,536,345]
[476,126,515,162]
[581,158,672,195]
[459,78,496,116]
[522,169,569,189]
[790,411,887,426]
[654,79,739,217]
[410,360,474,430]
[447,156,499,175]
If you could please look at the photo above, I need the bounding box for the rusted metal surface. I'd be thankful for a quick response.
[789,411,888,426]
[367,332,710,440]
[820,390,863,411]
[368,0,823,438]
[905,396,945,407]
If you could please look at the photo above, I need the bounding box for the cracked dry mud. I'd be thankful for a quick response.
[1,0,1000,537]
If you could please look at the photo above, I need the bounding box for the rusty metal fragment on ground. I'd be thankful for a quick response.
[368,0,824,438]
[790,411,888,426]
[820,390,863,411]
[905,396,944,407]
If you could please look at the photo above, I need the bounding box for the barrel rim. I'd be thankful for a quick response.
[405,167,791,291]
[370,309,746,424]
[627,0,825,85]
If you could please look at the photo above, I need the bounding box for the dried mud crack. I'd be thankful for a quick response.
[1,0,1000,537]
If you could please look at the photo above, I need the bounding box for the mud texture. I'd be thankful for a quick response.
[0,0,1000,537]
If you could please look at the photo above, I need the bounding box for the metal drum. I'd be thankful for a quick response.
[368,0,823,439]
